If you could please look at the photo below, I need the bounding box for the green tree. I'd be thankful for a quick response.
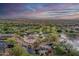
[10,45,32,56]
[4,37,16,44]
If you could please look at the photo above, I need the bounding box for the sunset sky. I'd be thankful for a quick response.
[1,3,79,19]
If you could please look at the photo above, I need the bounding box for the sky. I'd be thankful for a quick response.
[1,3,79,19]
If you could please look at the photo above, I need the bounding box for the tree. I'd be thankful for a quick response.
[4,37,16,44]
[53,43,79,56]
[10,45,32,56]
[49,26,59,43]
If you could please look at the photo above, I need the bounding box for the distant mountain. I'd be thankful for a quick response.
[0,18,79,24]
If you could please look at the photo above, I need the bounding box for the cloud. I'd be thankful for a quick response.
[1,3,79,20]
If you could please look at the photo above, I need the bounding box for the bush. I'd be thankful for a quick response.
[10,45,32,56]
[4,37,16,44]
[53,43,79,56]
